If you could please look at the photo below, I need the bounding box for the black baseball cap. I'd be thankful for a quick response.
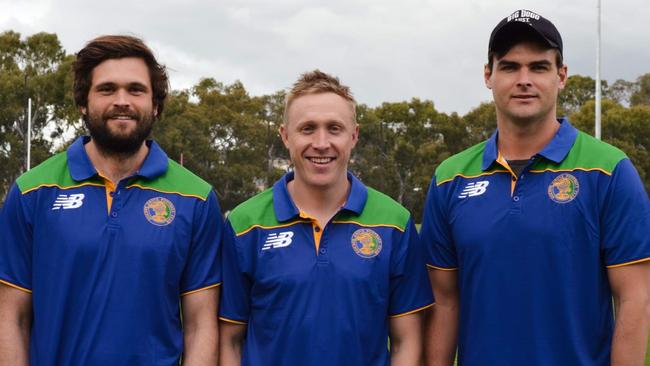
[488,9,563,56]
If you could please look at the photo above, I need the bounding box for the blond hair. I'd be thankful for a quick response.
[283,69,356,124]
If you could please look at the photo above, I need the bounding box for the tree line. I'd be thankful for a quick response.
[2,31,650,222]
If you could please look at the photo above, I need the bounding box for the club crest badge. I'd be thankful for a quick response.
[351,228,382,258]
[547,173,579,203]
[144,197,176,226]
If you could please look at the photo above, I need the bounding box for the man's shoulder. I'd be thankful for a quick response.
[434,141,489,185]
[227,188,276,235]
[339,187,411,232]
[132,159,213,200]
[552,129,628,174]
[16,151,73,194]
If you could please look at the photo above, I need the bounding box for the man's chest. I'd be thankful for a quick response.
[446,171,601,258]
[31,186,195,263]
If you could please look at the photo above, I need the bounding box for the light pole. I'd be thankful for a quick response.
[595,0,602,140]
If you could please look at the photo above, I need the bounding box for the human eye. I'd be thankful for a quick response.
[531,63,551,72]
[96,84,115,94]
[300,124,315,134]
[129,85,147,95]
[499,63,517,72]
[329,124,343,134]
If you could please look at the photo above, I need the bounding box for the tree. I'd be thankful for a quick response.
[557,75,608,117]
[571,99,650,192]
[153,79,286,213]
[0,31,79,202]
[352,99,449,222]
[462,102,497,147]
[607,79,637,106]
[630,73,650,107]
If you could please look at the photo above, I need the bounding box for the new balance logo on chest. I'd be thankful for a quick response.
[262,231,294,251]
[458,181,489,198]
[52,194,85,210]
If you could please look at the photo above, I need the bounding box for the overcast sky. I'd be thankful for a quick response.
[2,0,649,114]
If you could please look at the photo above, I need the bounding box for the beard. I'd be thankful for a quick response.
[85,105,155,158]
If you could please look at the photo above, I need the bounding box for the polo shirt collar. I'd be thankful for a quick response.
[272,171,368,222]
[67,136,169,182]
[481,117,578,171]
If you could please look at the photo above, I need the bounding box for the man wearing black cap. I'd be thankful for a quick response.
[421,9,650,366]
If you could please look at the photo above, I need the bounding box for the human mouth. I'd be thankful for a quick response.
[307,157,335,165]
[106,114,139,123]
[512,94,537,100]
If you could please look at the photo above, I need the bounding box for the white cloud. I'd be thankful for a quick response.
[2,0,649,114]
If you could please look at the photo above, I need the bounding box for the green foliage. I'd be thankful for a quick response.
[558,75,607,116]
[1,29,649,218]
[631,73,650,107]
[572,100,650,192]
[0,31,79,202]
[351,99,448,222]
[153,80,286,212]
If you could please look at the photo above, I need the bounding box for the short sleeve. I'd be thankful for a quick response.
[388,218,434,317]
[420,176,458,270]
[601,159,650,267]
[218,222,252,324]
[0,184,33,292]
[180,189,223,295]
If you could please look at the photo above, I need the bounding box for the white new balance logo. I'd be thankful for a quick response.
[262,231,294,251]
[52,194,85,210]
[458,181,489,198]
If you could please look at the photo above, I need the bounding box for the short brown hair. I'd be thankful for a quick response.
[73,35,169,117]
[284,70,356,124]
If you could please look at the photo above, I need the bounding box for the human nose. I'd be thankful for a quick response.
[516,69,533,88]
[312,129,330,149]
[113,89,131,107]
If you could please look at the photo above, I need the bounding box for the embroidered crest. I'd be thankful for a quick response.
[548,173,579,203]
[144,197,176,226]
[351,228,382,258]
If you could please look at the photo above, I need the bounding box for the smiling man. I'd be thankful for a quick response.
[421,10,650,366]
[0,35,223,365]
[219,70,433,366]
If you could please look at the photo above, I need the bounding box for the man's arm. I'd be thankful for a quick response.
[181,287,219,365]
[219,321,246,365]
[424,269,459,366]
[0,284,31,366]
[389,312,424,366]
[608,261,650,366]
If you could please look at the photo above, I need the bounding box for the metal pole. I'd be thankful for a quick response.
[595,0,602,139]
[27,98,32,170]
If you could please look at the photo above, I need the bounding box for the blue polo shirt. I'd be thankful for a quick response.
[0,136,223,365]
[220,172,433,366]
[421,119,650,365]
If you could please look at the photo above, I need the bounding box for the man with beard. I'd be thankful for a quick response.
[0,35,222,365]
[422,9,650,366]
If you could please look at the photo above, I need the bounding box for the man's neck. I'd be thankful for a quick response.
[84,139,149,184]
[287,176,350,227]
[496,114,560,160]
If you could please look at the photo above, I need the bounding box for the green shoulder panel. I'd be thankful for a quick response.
[532,131,627,173]
[128,159,212,200]
[336,188,411,231]
[16,152,80,193]
[434,141,489,185]
[228,188,278,235]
